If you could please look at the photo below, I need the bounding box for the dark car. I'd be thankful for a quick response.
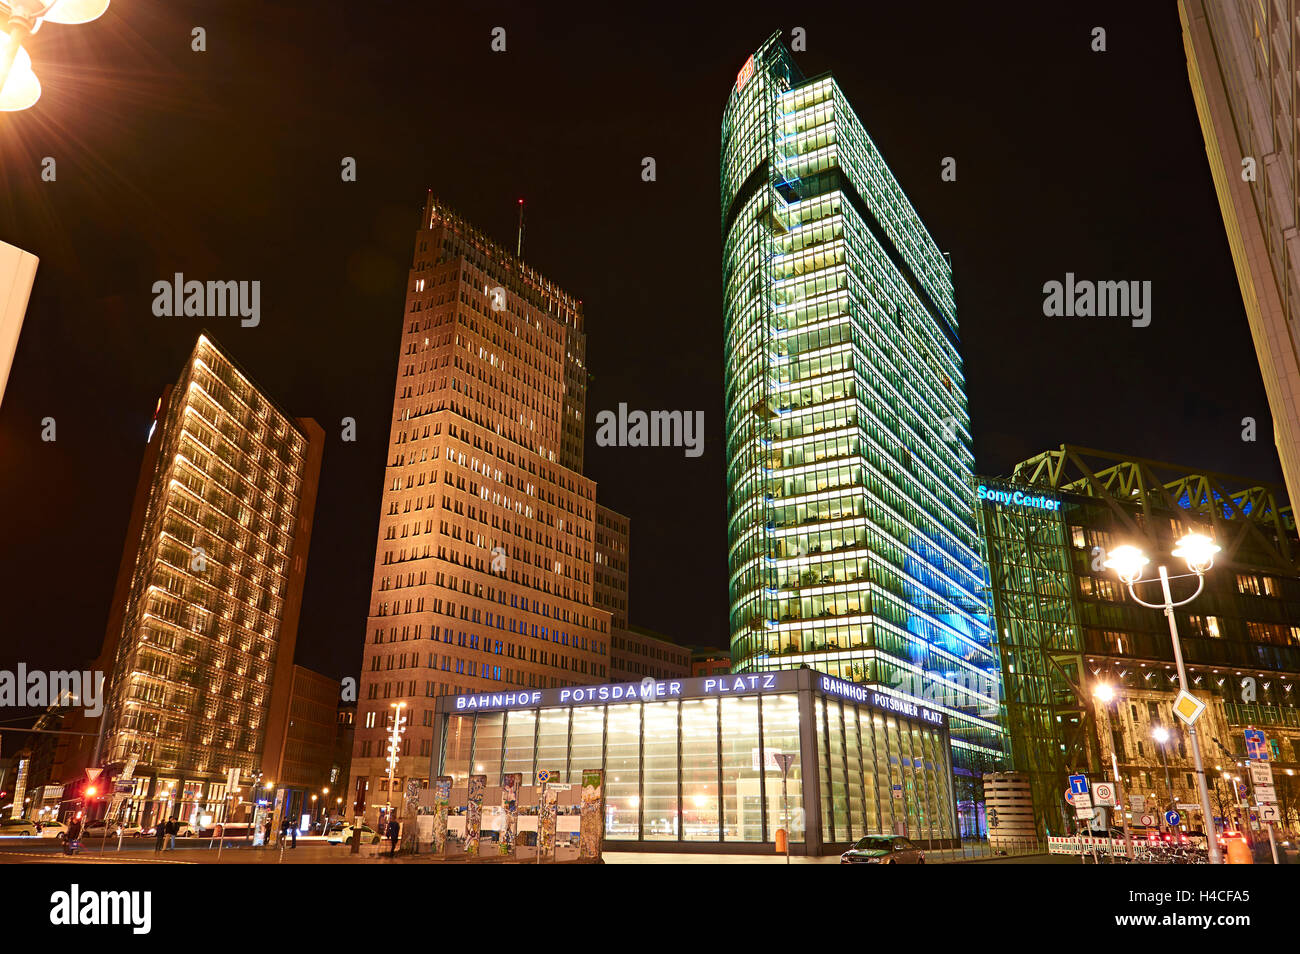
[840,835,926,864]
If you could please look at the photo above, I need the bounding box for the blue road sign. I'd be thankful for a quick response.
[1068,775,1089,796]
[1244,729,1268,761]
[1165,810,1180,827]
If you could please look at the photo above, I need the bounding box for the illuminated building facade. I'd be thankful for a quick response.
[98,333,324,828]
[594,504,630,629]
[347,197,614,825]
[976,445,1300,838]
[1181,0,1300,518]
[721,33,1005,820]
[433,668,957,855]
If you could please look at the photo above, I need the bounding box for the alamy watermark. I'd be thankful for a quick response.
[594,403,704,458]
[1042,272,1150,327]
[0,666,104,716]
[151,273,260,327]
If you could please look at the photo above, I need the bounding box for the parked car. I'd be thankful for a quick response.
[0,817,38,837]
[840,835,926,864]
[37,820,68,839]
[326,823,378,845]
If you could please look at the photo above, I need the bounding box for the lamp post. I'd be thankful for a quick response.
[1152,726,1175,817]
[385,701,407,829]
[1103,533,1223,864]
[0,0,109,111]
[1091,682,1134,859]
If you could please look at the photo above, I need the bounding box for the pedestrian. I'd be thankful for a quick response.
[154,819,166,854]
[387,818,400,856]
[64,817,82,855]
[290,820,298,848]
[263,818,272,847]
[166,817,178,851]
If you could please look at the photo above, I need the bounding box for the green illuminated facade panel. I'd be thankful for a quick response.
[721,34,1006,803]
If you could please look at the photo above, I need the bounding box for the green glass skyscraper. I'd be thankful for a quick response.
[722,33,1004,826]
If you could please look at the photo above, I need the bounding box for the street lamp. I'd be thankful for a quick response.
[1089,681,1134,857]
[0,0,110,111]
[1152,726,1175,816]
[1103,532,1223,863]
[385,701,408,823]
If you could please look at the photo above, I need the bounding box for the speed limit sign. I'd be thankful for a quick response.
[1093,782,1116,806]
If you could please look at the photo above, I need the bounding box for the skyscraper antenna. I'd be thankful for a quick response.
[516,198,525,259]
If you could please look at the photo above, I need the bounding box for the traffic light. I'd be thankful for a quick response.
[85,785,97,797]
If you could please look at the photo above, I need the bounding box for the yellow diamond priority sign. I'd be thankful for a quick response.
[1172,690,1206,726]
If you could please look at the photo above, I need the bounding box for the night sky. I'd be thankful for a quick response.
[0,1,1279,695]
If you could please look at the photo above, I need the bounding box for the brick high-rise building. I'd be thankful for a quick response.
[348,197,614,824]
[594,504,630,629]
[95,333,324,829]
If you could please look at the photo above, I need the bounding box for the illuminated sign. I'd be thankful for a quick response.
[448,671,944,730]
[976,484,1061,512]
[736,55,755,92]
[453,674,784,711]
[818,675,946,727]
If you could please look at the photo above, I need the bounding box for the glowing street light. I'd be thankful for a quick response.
[0,0,110,112]
[1102,532,1223,863]
[385,701,408,818]
[1092,682,1115,704]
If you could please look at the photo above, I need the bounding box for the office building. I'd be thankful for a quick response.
[609,626,692,682]
[594,504,630,630]
[691,647,733,677]
[96,333,324,829]
[976,445,1300,838]
[1181,0,1300,512]
[261,665,342,823]
[347,197,615,825]
[721,33,1005,819]
[0,240,38,409]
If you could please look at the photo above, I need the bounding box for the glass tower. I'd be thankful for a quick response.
[722,33,1005,797]
[99,334,323,826]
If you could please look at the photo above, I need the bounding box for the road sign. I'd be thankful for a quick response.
[1073,792,1092,810]
[1130,794,1145,812]
[1068,774,1089,796]
[536,770,552,785]
[1065,788,1075,805]
[85,767,102,782]
[1253,773,1277,804]
[1249,761,1274,787]
[1093,782,1116,806]
[1165,810,1180,827]
[1075,807,1095,820]
[1172,690,1206,726]
[1139,813,1156,828]
[1260,805,1280,823]
[1237,782,1249,800]
[1244,728,1268,761]
[892,784,903,800]
[1176,803,1199,811]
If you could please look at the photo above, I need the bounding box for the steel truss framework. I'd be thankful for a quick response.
[980,445,1298,837]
